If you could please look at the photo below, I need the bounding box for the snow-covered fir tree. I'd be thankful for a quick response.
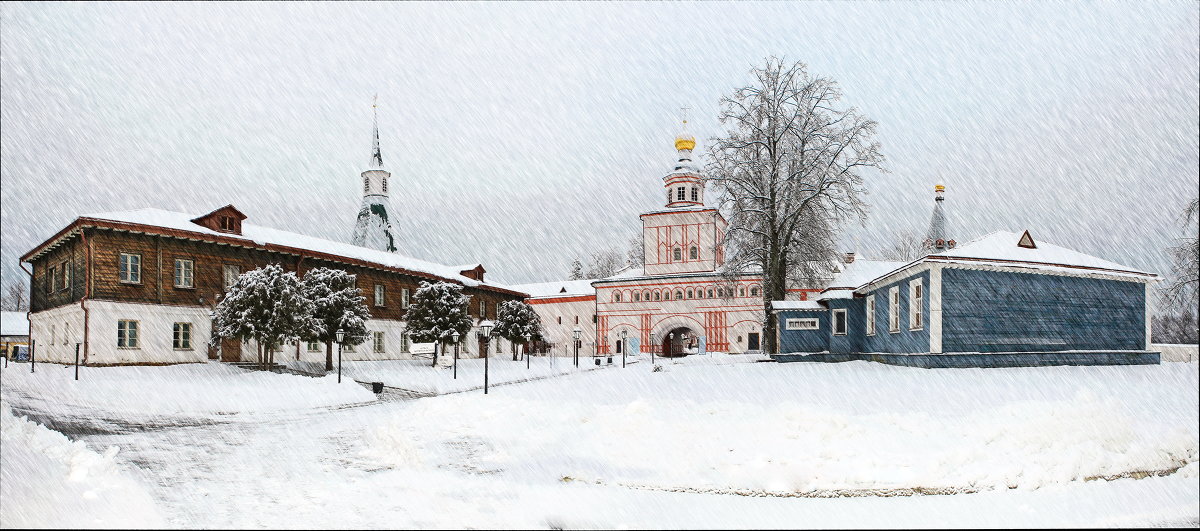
[567,259,584,280]
[494,300,542,360]
[301,267,370,371]
[211,264,317,370]
[404,281,473,366]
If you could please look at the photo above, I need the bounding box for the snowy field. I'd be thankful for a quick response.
[287,354,613,394]
[1,357,1197,528]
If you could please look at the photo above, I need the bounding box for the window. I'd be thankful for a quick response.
[653,292,661,301]
[673,247,682,261]
[557,316,562,324]
[614,291,622,302]
[60,260,70,291]
[739,287,745,297]
[786,318,819,330]
[400,332,410,352]
[574,315,579,324]
[382,177,388,194]
[675,290,683,300]
[223,264,241,290]
[909,280,924,330]
[219,216,235,232]
[174,259,194,288]
[373,331,385,353]
[479,300,486,317]
[119,253,141,284]
[690,187,698,201]
[689,246,698,260]
[48,265,58,292]
[707,289,714,298]
[173,323,192,350]
[401,288,410,308]
[866,295,876,336]
[307,341,321,352]
[750,286,759,297]
[50,325,55,345]
[374,284,385,306]
[832,310,848,336]
[364,177,370,192]
[118,320,139,348]
[634,292,641,301]
[686,289,693,299]
[889,286,900,333]
[676,187,686,201]
[717,288,724,298]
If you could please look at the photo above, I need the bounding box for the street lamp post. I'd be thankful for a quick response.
[525,334,531,370]
[620,330,628,368]
[572,326,582,367]
[452,330,460,380]
[335,328,344,383]
[480,320,495,394]
[74,342,81,381]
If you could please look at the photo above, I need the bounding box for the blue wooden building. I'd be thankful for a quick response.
[773,186,1159,368]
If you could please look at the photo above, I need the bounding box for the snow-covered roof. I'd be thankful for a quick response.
[639,206,719,216]
[50,208,522,294]
[771,301,825,311]
[509,279,597,298]
[823,259,909,291]
[1,312,29,337]
[931,230,1151,276]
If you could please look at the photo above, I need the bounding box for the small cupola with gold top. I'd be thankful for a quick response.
[663,108,705,208]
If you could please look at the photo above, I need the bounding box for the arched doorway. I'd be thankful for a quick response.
[660,327,698,357]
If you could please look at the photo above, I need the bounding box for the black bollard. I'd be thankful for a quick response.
[74,343,80,381]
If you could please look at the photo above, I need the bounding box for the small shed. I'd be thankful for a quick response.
[1,311,30,359]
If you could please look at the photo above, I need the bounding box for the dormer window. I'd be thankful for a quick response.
[219,216,235,232]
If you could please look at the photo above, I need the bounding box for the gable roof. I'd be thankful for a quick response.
[20,207,527,297]
[510,279,598,298]
[932,230,1152,276]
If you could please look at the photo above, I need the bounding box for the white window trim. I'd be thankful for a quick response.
[118,319,140,349]
[173,322,193,350]
[832,309,848,336]
[375,284,386,307]
[401,288,410,309]
[785,318,819,331]
[119,253,142,284]
[307,341,321,352]
[373,331,385,353]
[865,295,876,336]
[888,286,901,334]
[174,259,194,288]
[909,279,924,331]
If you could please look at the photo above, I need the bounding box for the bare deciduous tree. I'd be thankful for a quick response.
[585,248,625,279]
[1165,197,1199,309]
[626,234,645,268]
[707,58,885,353]
[880,231,926,262]
[2,281,30,312]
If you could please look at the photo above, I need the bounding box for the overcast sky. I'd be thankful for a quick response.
[2,1,1197,288]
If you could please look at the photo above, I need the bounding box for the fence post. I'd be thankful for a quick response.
[75,343,80,381]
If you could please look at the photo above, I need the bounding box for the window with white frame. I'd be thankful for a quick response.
[686,289,693,299]
[382,177,388,193]
[118,320,139,348]
[888,286,900,333]
[400,332,410,352]
[223,264,240,290]
[675,290,683,300]
[363,176,370,193]
[174,259,194,288]
[832,310,848,335]
[48,265,57,292]
[173,322,192,350]
[690,187,698,201]
[865,295,876,336]
[614,291,622,302]
[401,288,410,308]
[676,187,686,201]
[373,331,385,353]
[374,284,385,306]
[307,341,321,352]
[119,253,141,283]
[60,260,70,291]
[785,318,819,330]
[479,300,486,317]
[909,279,924,330]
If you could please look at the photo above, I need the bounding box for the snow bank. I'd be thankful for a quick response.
[0,362,376,417]
[361,361,1199,494]
[0,401,164,528]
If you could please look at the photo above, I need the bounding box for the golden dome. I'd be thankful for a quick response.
[675,134,696,151]
[935,184,945,193]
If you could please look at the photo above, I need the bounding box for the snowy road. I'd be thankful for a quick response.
[3,358,1198,528]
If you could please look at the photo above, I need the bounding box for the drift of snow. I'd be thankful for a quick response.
[0,401,165,529]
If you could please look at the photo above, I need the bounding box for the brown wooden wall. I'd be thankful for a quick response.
[29,228,521,319]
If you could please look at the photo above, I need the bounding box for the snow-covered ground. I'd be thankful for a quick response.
[287,353,617,394]
[1,357,1196,528]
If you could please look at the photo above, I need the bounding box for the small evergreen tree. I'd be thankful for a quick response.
[301,267,370,371]
[494,300,543,360]
[211,264,316,370]
[405,281,473,366]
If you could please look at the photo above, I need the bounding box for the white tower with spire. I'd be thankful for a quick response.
[351,95,399,252]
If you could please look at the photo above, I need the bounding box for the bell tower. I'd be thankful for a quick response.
[351,95,399,252]
[640,111,727,276]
